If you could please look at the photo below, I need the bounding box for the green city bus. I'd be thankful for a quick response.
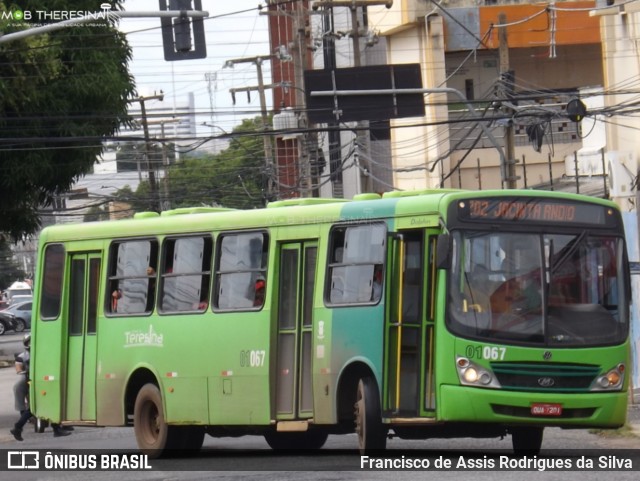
[30,189,631,457]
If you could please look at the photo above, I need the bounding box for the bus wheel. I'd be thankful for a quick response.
[511,426,544,454]
[354,377,387,454]
[133,383,179,458]
[264,430,329,450]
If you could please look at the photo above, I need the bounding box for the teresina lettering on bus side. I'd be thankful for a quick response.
[124,325,164,348]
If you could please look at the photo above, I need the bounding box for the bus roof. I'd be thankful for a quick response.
[38,189,619,244]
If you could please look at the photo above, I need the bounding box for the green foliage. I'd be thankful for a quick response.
[118,117,267,212]
[0,1,136,240]
[115,183,156,213]
[83,204,109,223]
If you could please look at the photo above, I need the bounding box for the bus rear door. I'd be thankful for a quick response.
[64,253,101,422]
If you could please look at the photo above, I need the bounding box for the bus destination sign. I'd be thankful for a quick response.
[459,198,610,225]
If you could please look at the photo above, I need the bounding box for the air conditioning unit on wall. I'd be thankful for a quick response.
[564,148,605,176]
[607,151,637,198]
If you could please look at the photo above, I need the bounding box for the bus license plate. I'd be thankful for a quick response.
[531,403,562,416]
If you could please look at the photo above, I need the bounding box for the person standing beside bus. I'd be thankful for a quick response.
[10,334,71,441]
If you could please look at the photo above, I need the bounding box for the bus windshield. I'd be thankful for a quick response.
[447,230,628,346]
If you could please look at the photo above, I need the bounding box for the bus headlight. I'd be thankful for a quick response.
[463,367,479,383]
[456,357,500,388]
[591,363,625,391]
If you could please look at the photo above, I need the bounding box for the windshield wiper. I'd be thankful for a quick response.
[551,230,588,274]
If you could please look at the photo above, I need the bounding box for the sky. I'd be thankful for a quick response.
[120,0,273,138]
[75,1,273,200]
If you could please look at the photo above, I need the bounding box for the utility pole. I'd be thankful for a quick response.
[147,118,179,211]
[498,13,518,189]
[312,1,391,195]
[133,93,165,211]
[263,2,322,197]
[225,55,276,201]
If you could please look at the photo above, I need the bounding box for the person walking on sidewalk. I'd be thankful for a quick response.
[9,334,71,441]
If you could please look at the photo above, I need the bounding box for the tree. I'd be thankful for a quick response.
[118,117,268,212]
[83,204,109,223]
[0,1,136,241]
[166,118,268,209]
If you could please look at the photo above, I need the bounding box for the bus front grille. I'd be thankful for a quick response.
[490,362,600,392]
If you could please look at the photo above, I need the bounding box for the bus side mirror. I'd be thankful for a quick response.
[436,234,451,270]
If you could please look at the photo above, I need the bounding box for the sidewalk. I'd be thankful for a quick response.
[0,348,14,368]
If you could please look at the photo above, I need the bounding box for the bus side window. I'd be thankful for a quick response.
[107,240,158,315]
[41,244,65,320]
[160,236,213,313]
[326,223,386,305]
[214,232,268,310]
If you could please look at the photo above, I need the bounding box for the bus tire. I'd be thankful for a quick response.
[133,383,180,458]
[264,430,329,450]
[354,377,387,454]
[511,426,544,454]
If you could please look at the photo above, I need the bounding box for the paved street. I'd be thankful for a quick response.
[1,330,640,479]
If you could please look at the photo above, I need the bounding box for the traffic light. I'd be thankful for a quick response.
[159,0,207,61]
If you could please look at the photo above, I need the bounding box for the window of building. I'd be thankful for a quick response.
[160,236,213,313]
[214,232,268,310]
[326,223,386,305]
[107,239,158,315]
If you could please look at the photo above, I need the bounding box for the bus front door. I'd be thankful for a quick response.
[384,230,436,417]
[274,241,317,421]
[64,253,101,422]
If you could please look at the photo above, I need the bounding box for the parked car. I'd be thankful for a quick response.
[2,300,32,332]
[0,311,17,335]
[8,294,32,306]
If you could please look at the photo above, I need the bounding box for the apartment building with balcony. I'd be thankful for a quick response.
[367,0,605,191]
[267,1,609,198]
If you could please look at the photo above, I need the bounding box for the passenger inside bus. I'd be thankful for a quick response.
[371,266,383,302]
[491,257,542,316]
[254,277,266,307]
[111,288,122,312]
[146,267,157,311]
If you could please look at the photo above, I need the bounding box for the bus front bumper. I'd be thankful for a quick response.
[439,384,628,428]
